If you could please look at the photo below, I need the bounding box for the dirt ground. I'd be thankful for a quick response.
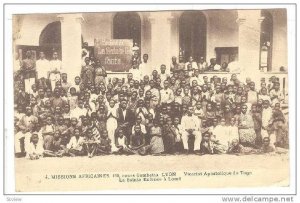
[14,153,290,192]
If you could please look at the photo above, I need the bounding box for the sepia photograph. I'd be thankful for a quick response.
[7,4,294,193]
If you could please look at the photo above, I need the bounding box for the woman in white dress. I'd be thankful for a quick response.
[106,99,118,151]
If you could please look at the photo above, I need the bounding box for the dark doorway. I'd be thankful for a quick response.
[179,11,207,62]
[113,12,141,48]
[39,21,62,59]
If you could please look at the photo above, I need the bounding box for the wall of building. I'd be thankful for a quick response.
[15,9,287,72]
[82,13,112,46]
[82,12,153,63]
[81,10,239,65]
[166,10,239,64]
[206,10,239,61]
[15,14,58,46]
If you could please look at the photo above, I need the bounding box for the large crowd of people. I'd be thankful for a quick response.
[13,46,289,160]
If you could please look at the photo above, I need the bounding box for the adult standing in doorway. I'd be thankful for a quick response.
[49,51,62,91]
[36,51,50,90]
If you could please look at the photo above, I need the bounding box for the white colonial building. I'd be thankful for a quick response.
[13,9,288,94]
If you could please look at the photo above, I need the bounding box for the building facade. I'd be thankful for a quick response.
[13,9,287,89]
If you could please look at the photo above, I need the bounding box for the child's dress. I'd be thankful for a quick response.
[149,126,164,154]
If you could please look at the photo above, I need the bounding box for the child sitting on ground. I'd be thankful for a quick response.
[139,120,165,156]
[98,129,112,155]
[27,133,44,160]
[43,130,65,157]
[115,128,132,155]
[199,131,215,155]
[227,139,255,155]
[129,125,146,154]
[66,128,85,157]
[83,128,100,158]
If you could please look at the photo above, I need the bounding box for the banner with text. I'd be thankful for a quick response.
[94,39,133,72]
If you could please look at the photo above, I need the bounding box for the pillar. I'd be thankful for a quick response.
[58,13,84,85]
[237,10,262,79]
[149,12,173,71]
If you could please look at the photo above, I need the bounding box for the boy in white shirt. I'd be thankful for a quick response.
[27,133,44,160]
[227,117,239,144]
[66,128,85,156]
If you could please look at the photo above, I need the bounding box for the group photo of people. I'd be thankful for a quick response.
[13,43,289,160]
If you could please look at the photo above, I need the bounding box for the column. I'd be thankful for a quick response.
[237,10,262,79]
[58,13,84,85]
[149,12,173,71]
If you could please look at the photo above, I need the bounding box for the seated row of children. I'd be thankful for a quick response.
[25,115,287,160]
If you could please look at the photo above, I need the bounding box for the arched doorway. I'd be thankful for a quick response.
[179,11,207,62]
[113,12,141,48]
[39,21,62,59]
[260,10,273,71]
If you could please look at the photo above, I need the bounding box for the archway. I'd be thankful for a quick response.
[179,11,207,62]
[113,12,141,48]
[39,21,62,59]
